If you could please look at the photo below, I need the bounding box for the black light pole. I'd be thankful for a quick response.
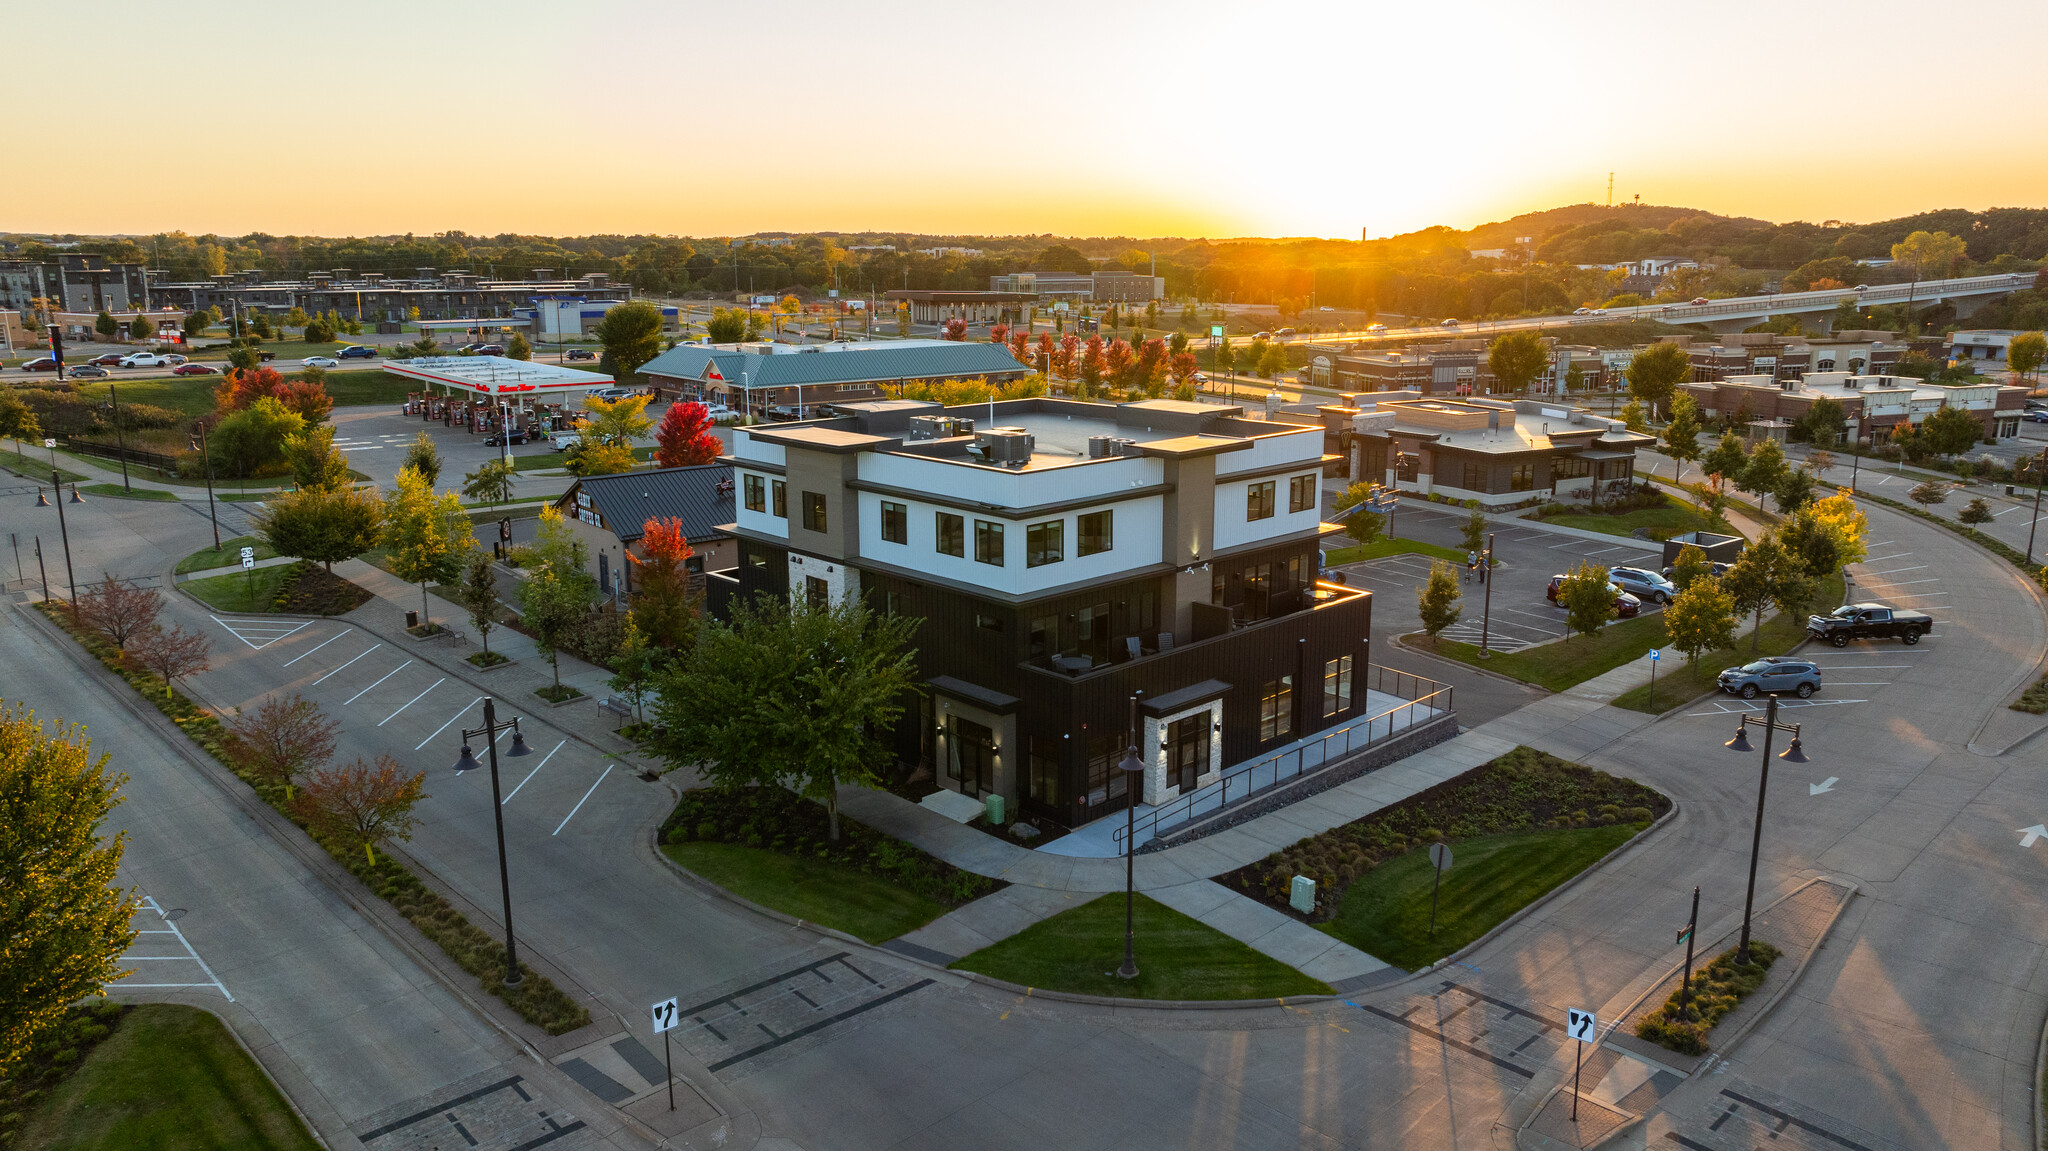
[49,469,77,607]
[2024,453,2045,564]
[453,698,533,986]
[197,419,220,551]
[1724,696,1807,964]
[108,384,131,493]
[1478,531,1495,659]
[1117,693,1144,980]
[1676,885,1700,1019]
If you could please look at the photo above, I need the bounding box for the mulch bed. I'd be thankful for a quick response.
[1219,745,1669,923]
[276,563,373,614]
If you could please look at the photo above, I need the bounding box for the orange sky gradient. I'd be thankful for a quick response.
[10,0,2045,240]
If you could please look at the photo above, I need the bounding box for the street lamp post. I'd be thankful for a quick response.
[1478,531,1495,659]
[1723,696,1808,964]
[1117,693,1145,980]
[452,698,533,986]
[49,469,77,607]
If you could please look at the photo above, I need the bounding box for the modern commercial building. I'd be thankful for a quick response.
[516,298,679,339]
[1947,329,2027,362]
[1686,332,1905,384]
[986,271,1166,303]
[140,269,633,324]
[883,290,1037,327]
[1,255,151,315]
[637,339,1030,417]
[717,396,1428,834]
[1326,393,1656,507]
[554,464,736,599]
[1676,372,2025,444]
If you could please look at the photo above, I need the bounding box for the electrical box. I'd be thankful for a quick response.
[1289,875,1316,914]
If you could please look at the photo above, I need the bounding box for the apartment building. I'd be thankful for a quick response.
[1676,373,2025,444]
[719,396,1392,833]
[1326,392,1656,507]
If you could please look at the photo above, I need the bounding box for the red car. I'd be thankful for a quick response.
[89,353,126,366]
[1690,297,1712,306]
[1546,574,1642,618]
[171,362,221,376]
[19,357,58,372]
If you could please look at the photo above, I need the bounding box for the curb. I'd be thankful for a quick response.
[200,1002,336,1150]
[1391,634,1533,689]
[2035,992,2047,1151]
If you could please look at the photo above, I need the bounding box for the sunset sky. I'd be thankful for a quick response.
[12,0,2045,239]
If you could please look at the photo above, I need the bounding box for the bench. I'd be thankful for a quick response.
[598,696,635,729]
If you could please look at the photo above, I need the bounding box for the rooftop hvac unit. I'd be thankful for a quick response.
[974,427,1035,466]
[908,415,975,441]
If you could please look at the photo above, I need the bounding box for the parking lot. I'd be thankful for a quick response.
[1325,500,1667,652]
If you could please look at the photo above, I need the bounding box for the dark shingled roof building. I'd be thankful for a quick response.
[552,463,737,600]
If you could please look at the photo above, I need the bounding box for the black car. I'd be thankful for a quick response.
[483,429,529,447]
[1806,603,1933,646]
[564,348,596,361]
[472,343,504,356]
[336,345,378,359]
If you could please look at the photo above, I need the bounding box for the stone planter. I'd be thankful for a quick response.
[466,655,517,673]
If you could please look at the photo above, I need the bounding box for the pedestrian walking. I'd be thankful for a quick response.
[1466,550,1478,582]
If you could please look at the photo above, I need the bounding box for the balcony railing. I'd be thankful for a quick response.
[1026,582,1368,680]
[1111,664,1453,854]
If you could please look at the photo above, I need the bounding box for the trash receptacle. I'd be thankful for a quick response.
[2008,485,2017,496]
[984,794,1005,826]
[405,610,419,630]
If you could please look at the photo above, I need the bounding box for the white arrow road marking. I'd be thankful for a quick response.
[2020,825,2047,848]
[1810,777,1839,795]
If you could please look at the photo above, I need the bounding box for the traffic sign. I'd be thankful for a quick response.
[1428,842,1453,870]
[1648,649,1660,662]
[241,557,255,571]
[240,546,255,561]
[1566,1008,1597,1042]
[651,997,678,1033]
[43,439,54,449]
[1210,325,1225,338]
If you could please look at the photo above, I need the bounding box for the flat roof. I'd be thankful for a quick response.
[381,356,617,394]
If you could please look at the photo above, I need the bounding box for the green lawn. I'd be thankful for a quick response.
[185,338,347,362]
[0,446,87,484]
[1325,537,1470,566]
[181,565,294,612]
[79,483,178,501]
[11,1004,321,1151]
[1533,493,1726,541]
[950,893,1332,1000]
[1610,572,1843,713]
[1322,825,1645,971]
[64,367,406,418]
[177,536,277,574]
[663,841,949,943]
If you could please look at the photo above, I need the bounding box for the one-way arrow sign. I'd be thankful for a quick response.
[2019,825,2047,848]
[1809,777,1839,795]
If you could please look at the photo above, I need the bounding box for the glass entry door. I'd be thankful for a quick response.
[1168,716,1209,793]
[947,716,994,797]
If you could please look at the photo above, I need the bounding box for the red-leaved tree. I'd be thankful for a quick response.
[1009,328,1032,365]
[294,755,428,867]
[940,317,967,341]
[654,402,722,468]
[1104,338,1135,394]
[630,516,699,652]
[76,574,163,649]
[216,366,285,413]
[988,323,1009,345]
[1170,351,1201,393]
[1078,335,1107,394]
[1134,338,1169,396]
[271,379,333,424]
[121,624,212,699]
[225,694,339,799]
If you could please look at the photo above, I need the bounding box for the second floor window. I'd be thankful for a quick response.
[880,500,907,544]
[802,492,827,533]
[743,474,765,512]
[1259,676,1294,742]
[1248,480,1276,521]
[1026,520,1063,567]
[936,512,964,557]
[974,520,1004,566]
[771,479,787,518]
[1289,474,1316,513]
[1078,510,1113,556]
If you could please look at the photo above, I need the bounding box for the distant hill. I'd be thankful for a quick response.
[1460,203,1767,249]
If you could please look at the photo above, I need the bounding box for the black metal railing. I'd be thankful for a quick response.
[57,435,180,471]
[1112,664,1454,853]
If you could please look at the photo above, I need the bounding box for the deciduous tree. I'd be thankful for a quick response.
[1737,437,1788,502]
[1778,510,1843,578]
[567,440,637,476]
[507,333,532,361]
[1416,563,1463,640]
[1907,479,1949,507]
[401,431,442,486]
[120,624,211,700]
[1626,341,1692,417]
[224,694,337,798]
[1662,394,1702,481]
[75,575,163,649]
[1487,330,1550,395]
[461,458,517,505]
[704,308,747,343]
[654,401,721,468]
[1920,406,1983,457]
[0,705,135,1078]
[583,394,653,448]
[652,593,921,841]
[294,754,427,867]
[1558,562,1616,642]
[1665,577,1737,675]
[519,507,596,691]
[257,483,383,572]
[382,466,474,625]
[1460,510,1488,554]
[2009,331,2047,382]
[460,553,503,659]
[1669,543,1715,591]
[594,300,666,380]
[940,317,967,340]
[284,424,350,491]
[271,379,333,424]
[129,315,155,341]
[1773,466,1817,513]
[630,516,697,653]
[1332,482,1388,548]
[607,617,658,723]
[1703,430,1749,486]
[1805,488,1868,568]
[94,311,117,340]
[1959,496,1993,524]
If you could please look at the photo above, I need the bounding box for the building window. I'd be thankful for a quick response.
[804,576,828,608]
[1026,737,1062,810]
[1461,461,1488,491]
[1247,480,1276,521]
[1323,656,1353,717]
[1289,474,1317,513]
[1259,676,1294,742]
[1078,510,1113,556]
[880,500,907,544]
[936,512,964,557]
[1242,562,1273,620]
[1509,463,1534,492]
[743,474,766,512]
[974,520,1005,566]
[771,479,787,518]
[1026,520,1063,567]
[801,492,827,533]
[1028,614,1058,658]
[975,611,1004,633]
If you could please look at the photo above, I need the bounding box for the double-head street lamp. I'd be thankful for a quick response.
[1724,696,1809,964]
[452,697,532,987]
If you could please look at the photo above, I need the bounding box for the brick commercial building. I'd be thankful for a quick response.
[1676,372,2025,445]
[1322,392,1655,507]
[1686,332,1906,385]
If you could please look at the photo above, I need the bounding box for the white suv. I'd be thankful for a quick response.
[1609,566,1677,606]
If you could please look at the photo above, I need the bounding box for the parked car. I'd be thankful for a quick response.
[1661,560,1732,580]
[1805,602,1932,647]
[88,353,126,366]
[1609,566,1677,605]
[483,429,529,447]
[1546,574,1642,618]
[1318,306,1335,312]
[564,348,596,361]
[118,351,175,368]
[336,345,378,359]
[549,430,582,450]
[19,357,58,372]
[702,403,736,422]
[68,364,109,378]
[171,363,221,375]
[586,386,637,401]
[301,356,339,368]
[2026,410,2048,424]
[1718,656,1822,699]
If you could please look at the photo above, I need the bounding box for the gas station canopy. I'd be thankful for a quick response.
[382,355,617,396]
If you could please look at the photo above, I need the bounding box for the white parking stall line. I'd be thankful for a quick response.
[1864,554,1909,562]
[1994,506,2024,516]
[343,659,415,704]
[1687,698,1869,716]
[1858,578,1942,587]
[1584,546,1629,555]
[120,896,232,1001]
[279,630,343,665]
[1507,533,1547,542]
[553,764,614,836]
[1829,682,1893,686]
[1879,591,1949,601]
[380,678,446,726]
[311,643,383,685]
[416,697,483,750]
[1808,664,1914,669]
[1548,540,1584,549]
[209,615,313,651]
[1863,566,1927,575]
[503,740,566,805]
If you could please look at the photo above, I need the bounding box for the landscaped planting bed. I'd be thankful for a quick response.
[1222,746,1667,927]
[1634,940,1780,1055]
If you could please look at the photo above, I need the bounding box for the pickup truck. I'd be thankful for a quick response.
[1806,603,1933,647]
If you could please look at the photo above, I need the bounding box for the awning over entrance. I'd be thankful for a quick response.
[1140,679,1232,717]
[927,675,1020,715]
